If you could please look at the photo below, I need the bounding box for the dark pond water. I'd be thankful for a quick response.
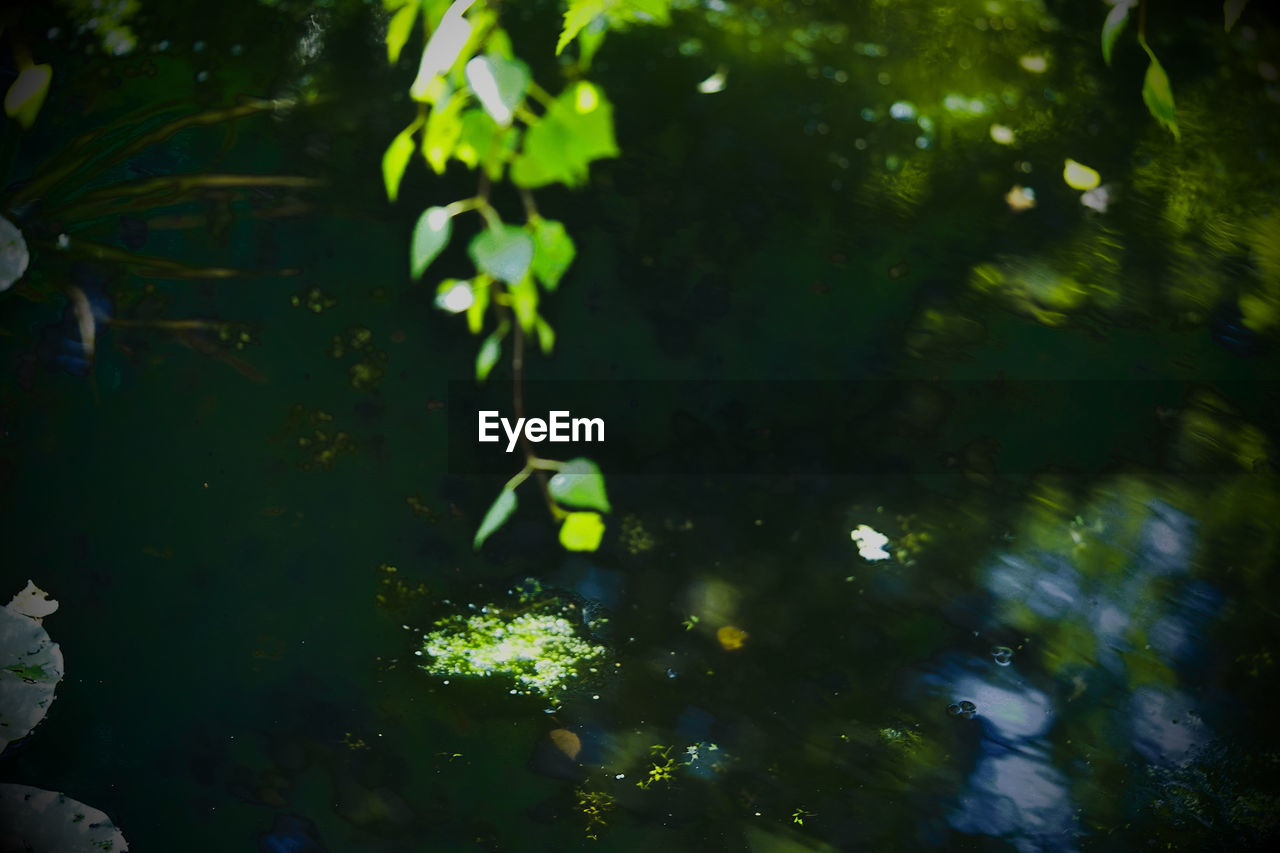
[2,0,1280,851]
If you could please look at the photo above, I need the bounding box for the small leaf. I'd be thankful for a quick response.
[386,2,419,64]
[465,54,530,127]
[559,511,606,552]
[548,458,611,512]
[410,5,473,100]
[475,321,507,382]
[1100,1,1131,67]
[558,0,606,55]
[510,273,539,333]
[3,63,53,130]
[411,206,453,278]
[1063,158,1101,191]
[469,224,534,283]
[467,276,490,334]
[512,82,619,188]
[1224,0,1249,32]
[1140,44,1180,140]
[382,124,418,202]
[474,488,517,549]
[535,316,556,354]
[531,219,576,291]
[423,93,466,174]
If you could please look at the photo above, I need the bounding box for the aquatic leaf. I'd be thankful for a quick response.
[559,511,606,552]
[469,224,533,283]
[1224,0,1249,32]
[385,2,419,64]
[423,93,466,174]
[0,785,129,853]
[511,82,618,188]
[548,457,611,512]
[3,63,52,129]
[382,124,418,202]
[531,219,576,291]
[474,488,516,549]
[1140,43,1180,140]
[0,215,30,292]
[535,315,556,354]
[1100,1,1131,67]
[1,584,64,752]
[475,321,507,382]
[411,206,453,279]
[465,54,530,126]
[557,0,606,55]
[1062,158,1101,191]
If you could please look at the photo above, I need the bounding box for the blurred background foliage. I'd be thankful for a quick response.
[2,0,1279,851]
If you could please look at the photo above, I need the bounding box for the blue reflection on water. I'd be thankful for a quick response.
[929,496,1226,850]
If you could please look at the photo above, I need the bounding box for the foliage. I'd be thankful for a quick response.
[418,604,608,701]
[382,0,667,552]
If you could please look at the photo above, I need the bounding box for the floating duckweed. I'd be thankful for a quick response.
[421,609,608,699]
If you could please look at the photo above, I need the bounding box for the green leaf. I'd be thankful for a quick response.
[382,123,418,202]
[558,0,606,55]
[1100,1,1130,67]
[511,82,619,189]
[465,54,530,126]
[423,93,467,174]
[559,511,606,552]
[386,2,419,64]
[1140,42,1180,140]
[411,206,453,278]
[3,63,53,130]
[474,488,517,549]
[618,0,671,24]
[1225,0,1249,32]
[410,4,473,101]
[510,273,539,333]
[548,457,611,512]
[475,321,507,382]
[467,275,490,334]
[468,224,534,283]
[531,219,576,291]
[535,315,556,354]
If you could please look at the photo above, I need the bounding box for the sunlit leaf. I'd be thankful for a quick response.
[558,0,606,55]
[531,219,576,291]
[474,488,516,549]
[1063,158,1101,191]
[1100,1,1131,67]
[469,224,533,283]
[475,321,507,382]
[382,123,418,202]
[465,54,530,127]
[386,2,419,64]
[1224,0,1249,32]
[559,511,606,552]
[511,82,618,188]
[411,206,453,278]
[510,273,539,332]
[3,63,53,130]
[548,457,611,512]
[619,0,671,24]
[1140,43,1180,140]
[467,275,490,334]
[435,278,474,313]
[423,93,467,174]
[577,18,607,70]
[410,4,473,101]
[535,315,556,354]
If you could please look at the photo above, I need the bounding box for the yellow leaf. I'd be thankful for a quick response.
[559,511,605,552]
[1063,158,1101,191]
